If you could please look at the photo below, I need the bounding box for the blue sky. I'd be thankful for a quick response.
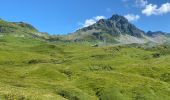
[0,0,170,34]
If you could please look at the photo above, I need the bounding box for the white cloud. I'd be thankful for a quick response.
[122,0,170,16]
[142,4,157,16]
[81,16,106,27]
[94,16,106,20]
[124,14,140,21]
[135,0,148,8]
[159,3,170,14]
[142,2,170,16]
[83,19,96,27]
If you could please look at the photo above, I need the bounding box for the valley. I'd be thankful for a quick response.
[0,15,169,100]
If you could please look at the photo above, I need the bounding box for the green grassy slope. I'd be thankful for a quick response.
[0,36,169,100]
[0,19,49,40]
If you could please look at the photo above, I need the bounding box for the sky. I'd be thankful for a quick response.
[0,0,170,34]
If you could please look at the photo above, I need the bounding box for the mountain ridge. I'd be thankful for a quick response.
[0,15,169,45]
[0,18,49,39]
[63,14,170,44]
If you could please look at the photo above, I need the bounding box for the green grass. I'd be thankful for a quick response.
[0,36,169,100]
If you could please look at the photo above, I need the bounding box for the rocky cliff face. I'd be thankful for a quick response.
[65,14,169,44]
[76,15,144,36]
[68,14,146,43]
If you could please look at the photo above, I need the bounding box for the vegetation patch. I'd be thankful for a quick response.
[82,64,113,72]
[4,93,28,100]
[160,73,170,83]
[152,53,161,58]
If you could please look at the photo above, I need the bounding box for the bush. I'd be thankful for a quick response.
[28,59,42,64]
[57,90,79,100]
[160,73,170,82]
[152,53,160,58]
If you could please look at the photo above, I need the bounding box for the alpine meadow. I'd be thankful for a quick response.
[0,0,170,100]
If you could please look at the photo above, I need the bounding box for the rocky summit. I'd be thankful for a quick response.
[62,14,170,44]
[80,15,144,37]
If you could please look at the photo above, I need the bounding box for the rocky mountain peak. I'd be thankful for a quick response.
[74,14,145,38]
[110,14,128,22]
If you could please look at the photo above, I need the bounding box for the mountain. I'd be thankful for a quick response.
[0,19,49,39]
[64,14,170,44]
[146,31,167,37]
[78,15,144,37]
[0,15,169,45]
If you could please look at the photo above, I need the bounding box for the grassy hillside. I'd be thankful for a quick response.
[0,36,169,100]
[0,19,49,40]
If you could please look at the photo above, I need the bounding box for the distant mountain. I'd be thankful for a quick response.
[63,14,170,44]
[146,31,167,37]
